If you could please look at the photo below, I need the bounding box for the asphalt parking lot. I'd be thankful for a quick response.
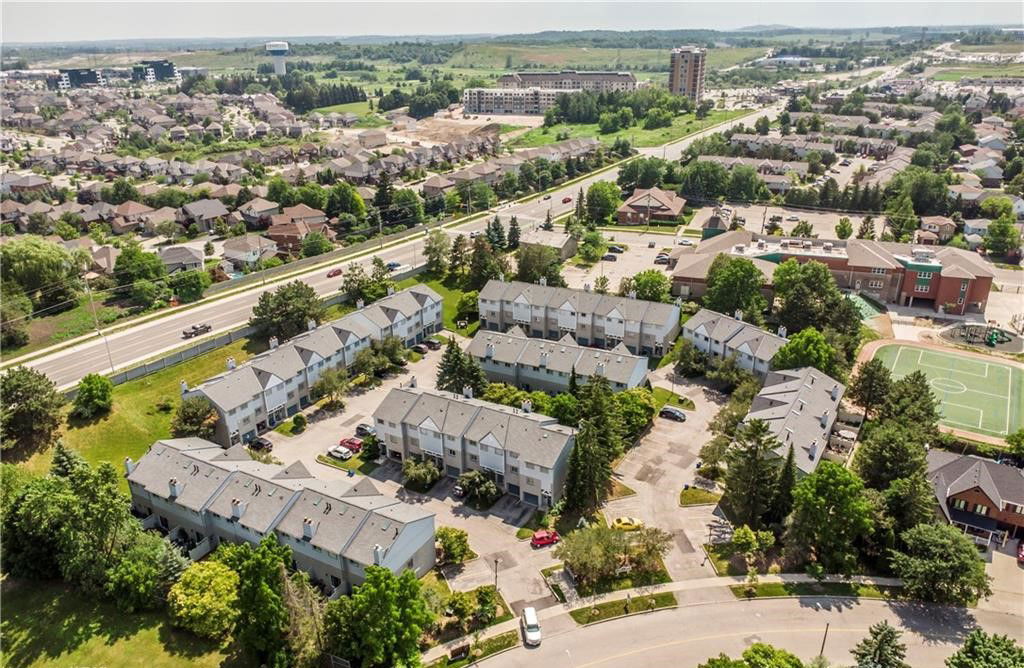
[561,229,684,292]
[693,203,874,240]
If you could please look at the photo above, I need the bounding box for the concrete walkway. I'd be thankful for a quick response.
[421,572,902,663]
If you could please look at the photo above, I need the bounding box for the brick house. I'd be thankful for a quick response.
[615,187,686,225]
[927,450,1024,546]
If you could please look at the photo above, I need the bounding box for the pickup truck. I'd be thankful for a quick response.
[182,324,212,339]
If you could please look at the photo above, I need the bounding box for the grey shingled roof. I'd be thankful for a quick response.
[684,309,786,362]
[480,280,677,328]
[927,449,1024,513]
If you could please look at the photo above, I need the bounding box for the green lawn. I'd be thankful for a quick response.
[652,387,696,411]
[510,110,749,149]
[574,562,672,597]
[932,64,1024,81]
[18,337,265,484]
[730,582,898,600]
[398,274,479,336]
[8,295,132,358]
[424,630,519,668]
[954,43,1024,54]
[313,100,372,115]
[679,487,722,507]
[1,579,240,668]
[316,452,380,476]
[569,592,676,625]
[704,543,744,576]
[610,479,637,499]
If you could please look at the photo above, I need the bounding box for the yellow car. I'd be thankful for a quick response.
[611,516,644,531]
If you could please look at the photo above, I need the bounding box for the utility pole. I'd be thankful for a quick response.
[818,622,830,657]
[85,279,116,374]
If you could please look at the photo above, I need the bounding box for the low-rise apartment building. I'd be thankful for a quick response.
[466,326,649,393]
[373,386,576,508]
[497,70,637,93]
[462,87,561,115]
[185,285,442,447]
[126,438,435,593]
[682,309,787,377]
[478,279,681,357]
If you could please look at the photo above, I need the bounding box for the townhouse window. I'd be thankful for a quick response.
[974,504,989,516]
[952,498,967,510]
[526,462,536,470]
[917,272,933,280]
[468,439,477,446]
[228,408,237,416]
[376,418,385,425]
[868,280,884,290]
[447,448,457,456]
[509,465,518,473]
[470,454,478,462]
[1005,503,1022,514]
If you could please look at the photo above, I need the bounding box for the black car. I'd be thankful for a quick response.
[423,339,442,351]
[608,245,625,253]
[355,423,376,438]
[601,253,617,261]
[411,344,429,354]
[659,406,687,422]
[182,323,212,339]
[251,436,273,452]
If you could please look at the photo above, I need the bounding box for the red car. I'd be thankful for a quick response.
[562,196,572,204]
[327,268,342,278]
[530,529,560,548]
[339,437,363,453]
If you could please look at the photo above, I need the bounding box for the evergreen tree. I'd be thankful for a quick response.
[435,336,466,394]
[373,171,394,219]
[767,445,796,526]
[877,371,939,433]
[568,366,579,397]
[486,216,506,250]
[848,358,892,419]
[856,216,875,240]
[577,375,625,465]
[450,234,469,276]
[724,419,780,530]
[507,216,520,249]
[564,418,611,511]
[852,621,910,668]
[50,440,87,478]
[461,351,489,398]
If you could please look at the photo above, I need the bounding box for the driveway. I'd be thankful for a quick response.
[979,540,1024,616]
[604,372,729,583]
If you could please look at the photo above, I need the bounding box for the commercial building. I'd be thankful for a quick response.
[478,279,682,357]
[517,228,578,261]
[670,230,994,315]
[185,285,442,447]
[744,366,846,476]
[668,46,706,102]
[926,449,1024,546]
[497,70,637,93]
[125,438,436,593]
[466,326,649,393]
[131,60,181,84]
[681,309,787,377]
[615,187,687,225]
[462,87,561,115]
[372,386,576,508]
[55,68,106,91]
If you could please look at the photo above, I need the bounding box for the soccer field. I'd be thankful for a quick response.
[874,344,1024,438]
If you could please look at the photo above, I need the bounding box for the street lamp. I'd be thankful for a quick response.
[493,557,500,591]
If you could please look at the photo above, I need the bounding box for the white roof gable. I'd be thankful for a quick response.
[480,432,502,449]
[418,416,440,432]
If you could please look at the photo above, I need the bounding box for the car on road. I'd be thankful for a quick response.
[250,436,273,452]
[601,253,617,261]
[530,529,561,548]
[769,215,783,222]
[182,323,212,339]
[543,194,551,200]
[328,445,353,461]
[659,406,687,422]
[562,196,572,204]
[423,339,442,351]
[677,238,693,246]
[608,245,624,253]
[786,215,800,222]
[611,517,644,531]
[386,261,401,271]
[470,230,482,238]
[521,607,542,646]
[339,437,363,453]
[355,423,376,438]
[326,268,342,278]
[411,343,429,354]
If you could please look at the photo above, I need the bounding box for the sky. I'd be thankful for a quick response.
[2,1,1020,44]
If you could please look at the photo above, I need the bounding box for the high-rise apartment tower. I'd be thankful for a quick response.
[669,46,706,102]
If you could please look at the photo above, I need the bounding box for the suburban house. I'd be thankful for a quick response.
[358,129,387,148]
[158,245,204,273]
[467,326,649,393]
[177,199,230,232]
[422,174,455,199]
[681,309,787,377]
[744,366,846,476]
[222,235,278,269]
[478,279,682,357]
[266,219,337,253]
[918,215,957,243]
[615,187,686,225]
[282,203,328,225]
[112,200,154,233]
[125,438,436,594]
[372,386,576,508]
[185,285,442,447]
[516,228,578,261]
[926,450,1024,546]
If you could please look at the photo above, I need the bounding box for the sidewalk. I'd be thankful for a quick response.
[420,572,902,663]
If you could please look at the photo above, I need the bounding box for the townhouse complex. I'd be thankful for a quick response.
[681,309,788,378]
[373,386,576,508]
[466,326,649,394]
[126,438,435,593]
[670,230,994,315]
[185,285,442,447]
[477,279,682,357]
[668,46,706,102]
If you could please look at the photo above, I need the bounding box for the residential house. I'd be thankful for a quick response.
[358,129,387,148]
[266,220,336,253]
[926,450,1024,545]
[681,309,787,377]
[222,235,278,269]
[615,187,686,225]
[178,199,230,232]
[422,175,455,199]
[159,245,204,273]
[919,216,956,243]
[281,203,328,225]
[238,197,280,226]
[112,200,155,234]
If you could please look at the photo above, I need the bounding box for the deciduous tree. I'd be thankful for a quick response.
[890,523,992,606]
[0,365,64,450]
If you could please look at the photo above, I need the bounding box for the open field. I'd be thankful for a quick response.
[760,31,903,44]
[932,64,1024,81]
[9,295,132,357]
[312,99,372,115]
[874,344,1023,438]
[954,43,1024,54]
[510,109,747,149]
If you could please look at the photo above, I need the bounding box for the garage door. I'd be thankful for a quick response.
[523,492,539,505]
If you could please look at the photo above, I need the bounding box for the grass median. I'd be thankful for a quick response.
[730,582,898,600]
[569,592,676,625]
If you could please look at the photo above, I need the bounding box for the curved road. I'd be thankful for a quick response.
[18,104,783,389]
[485,598,1021,667]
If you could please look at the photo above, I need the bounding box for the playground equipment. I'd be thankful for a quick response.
[955,323,1013,347]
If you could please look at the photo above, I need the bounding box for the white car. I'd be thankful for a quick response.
[328,445,353,461]
[521,606,542,646]
[786,215,800,222]
[677,239,693,246]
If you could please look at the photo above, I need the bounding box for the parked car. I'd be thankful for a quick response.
[423,339,442,351]
[601,253,617,261]
[786,215,800,222]
[452,484,466,498]
[562,196,572,204]
[470,230,482,238]
[677,238,693,246]
[611,516,644,531]
[355,423,376,437]
[250,436,273,452]
[182,323,212,339]
[840,159,852,166]
[608,245,625,253]
[542,194,551,200]
[411,343,429,354]
[339,437,363,453]
[530,529,561,548]
[659,406,687,422]
[328,445,353,461]
[326,268,342,278]
[386,261,401,271]
[654,256,670,265]
[521,607,542,646]
[829,168,840,174]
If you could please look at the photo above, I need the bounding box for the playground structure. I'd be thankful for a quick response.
[942,321,1024,353]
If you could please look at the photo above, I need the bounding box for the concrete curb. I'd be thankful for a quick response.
[572,602,679,627]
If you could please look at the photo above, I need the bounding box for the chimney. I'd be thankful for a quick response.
[168,477,183,498]
[485,343,495,358]
[180,380,189,394]
[387,286,395,295]
[808,440,818,461]
[539,352,548,367]
[830,385,839,401]
[302,517,317,540]
[231,498,246,520]
[407,375,417,388]
[820,410,829,428]
[226,357,236,370]
[307,318,316,331]
[356,298,365,309]
[584,283,591,292]
[539,276,547,286]
[734,309,743,321]
[778,326,788,339]
[521,399,533,413]
[269,336,279,349]
[595,362,606,376]
[463,385,473,399]
[498,272,505,282]
[373,543,385,565]
[628,290,637,299]
[124,457,135,476]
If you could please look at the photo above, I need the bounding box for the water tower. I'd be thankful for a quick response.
[265,41,289,75]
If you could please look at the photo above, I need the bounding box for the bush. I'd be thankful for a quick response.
[168,561,240,639]
[436,526,472,564]
[457,470,501,506]
[402,458,442,491]
[291,413,307,432]
[71,373,114,419]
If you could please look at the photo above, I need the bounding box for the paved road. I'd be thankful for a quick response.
[485,598,1020,668]
[19,105,780,389]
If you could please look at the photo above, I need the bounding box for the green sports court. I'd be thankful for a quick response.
[873,344,1024,439]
